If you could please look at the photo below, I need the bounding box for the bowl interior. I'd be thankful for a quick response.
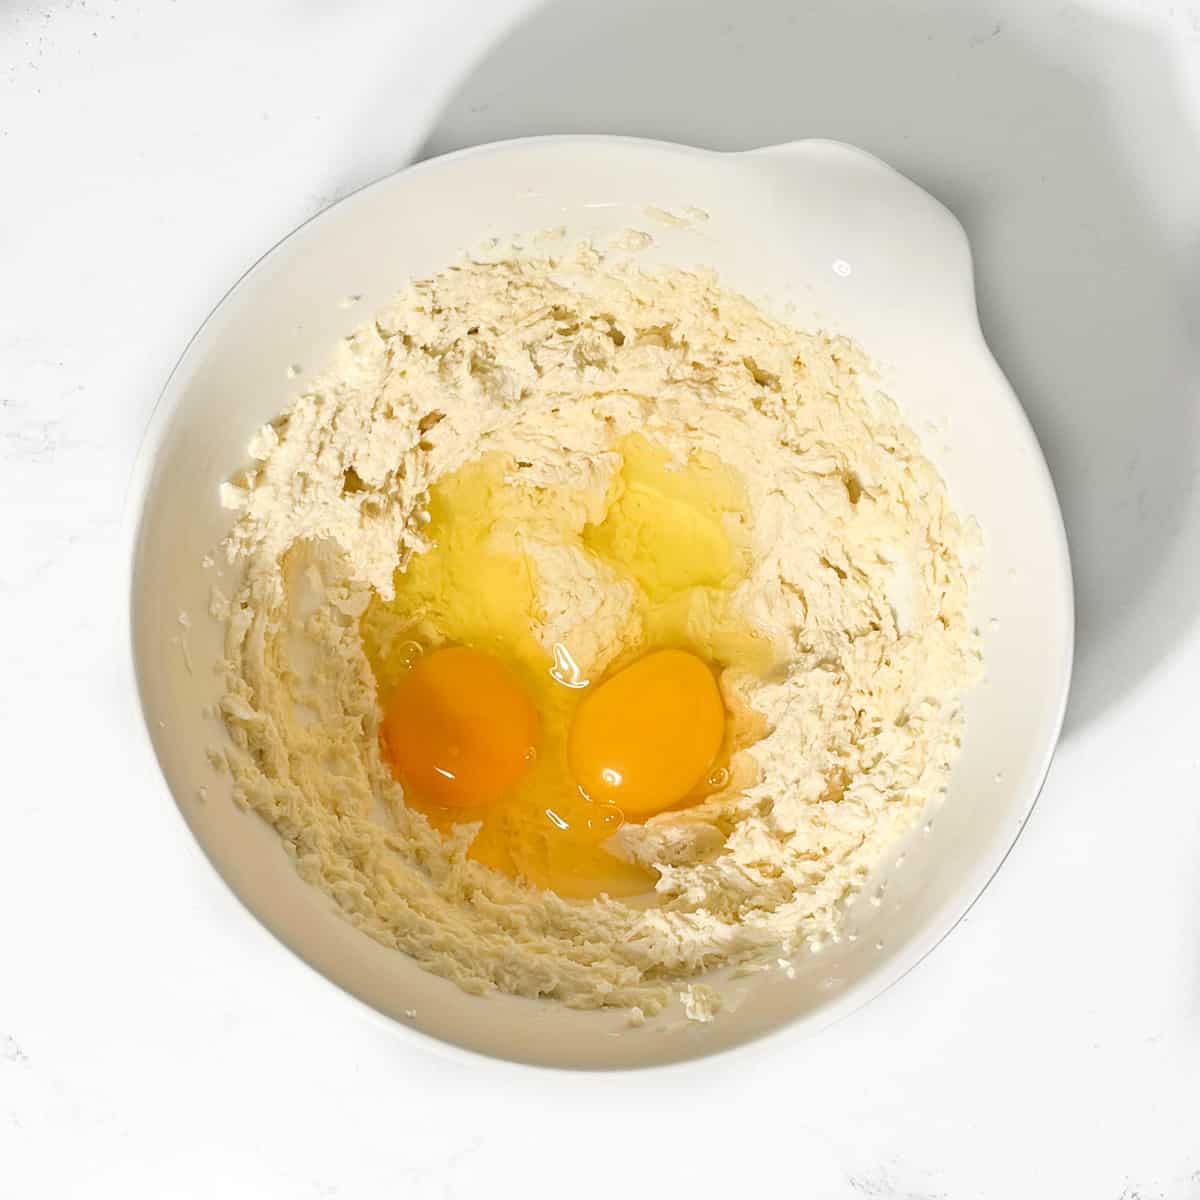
[129,137,1072,1069]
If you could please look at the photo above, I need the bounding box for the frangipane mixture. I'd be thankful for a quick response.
[213,241,980,1018]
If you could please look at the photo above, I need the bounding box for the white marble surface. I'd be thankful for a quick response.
[3,0,1199,1196]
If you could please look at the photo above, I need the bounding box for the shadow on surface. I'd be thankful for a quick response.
[416,0,1200,736]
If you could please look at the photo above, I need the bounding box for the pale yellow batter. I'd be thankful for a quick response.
[213,242,981,1017]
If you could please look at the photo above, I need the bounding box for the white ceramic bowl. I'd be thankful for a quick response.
[127,136,1073,1070]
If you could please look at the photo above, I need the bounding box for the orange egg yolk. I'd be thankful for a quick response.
[380,646,538,808]
[567,649,725,817]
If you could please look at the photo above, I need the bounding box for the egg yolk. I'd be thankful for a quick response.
[567,649,724,817]
[380,646,538,808]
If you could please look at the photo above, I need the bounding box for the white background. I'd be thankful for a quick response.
[3,0,1199,1196]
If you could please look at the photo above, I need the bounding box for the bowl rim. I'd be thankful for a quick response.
[121,133,1075,1073]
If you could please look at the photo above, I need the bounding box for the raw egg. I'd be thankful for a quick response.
[568,649,724,816]
[380,645,538,808]
[361,440,763,899]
